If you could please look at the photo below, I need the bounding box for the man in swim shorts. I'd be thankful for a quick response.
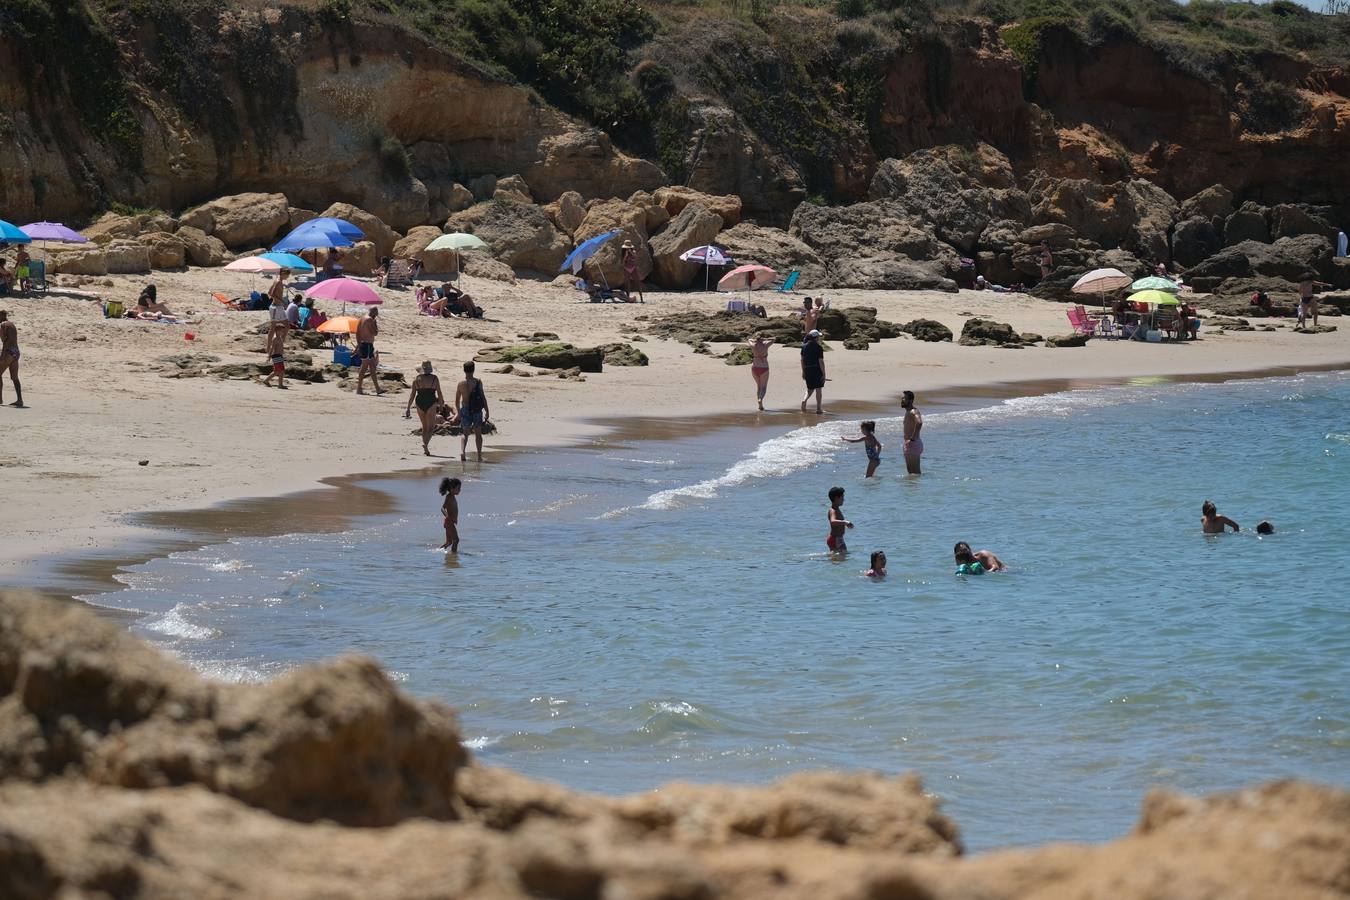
[826,485,852,554]
[0,310,23,407]
[800,330,825,414]
[901,390,923,474]
[355,306,382,395]
[455,361,490,462]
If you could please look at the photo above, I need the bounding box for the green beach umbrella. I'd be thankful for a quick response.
[1128,289,1180,306]
[425,232,487,277]
[1130,276,1180,293]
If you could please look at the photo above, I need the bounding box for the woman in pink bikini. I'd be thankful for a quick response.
[621,241,644,303]
[749,334,771,410]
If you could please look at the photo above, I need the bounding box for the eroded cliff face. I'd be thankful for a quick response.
[1,591,1348,900]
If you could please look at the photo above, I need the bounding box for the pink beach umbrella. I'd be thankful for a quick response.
[304,276,382,314]
[718,264,776,304]
[224,256,284,273]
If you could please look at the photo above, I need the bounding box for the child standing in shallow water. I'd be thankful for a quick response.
[841,420,882,477]
[440,477,461,551]
[826,486,853,555]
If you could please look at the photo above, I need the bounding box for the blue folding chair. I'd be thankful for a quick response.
[775,270,800,293]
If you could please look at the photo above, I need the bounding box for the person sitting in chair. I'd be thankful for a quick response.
[0,259,12,296]
[443,283,483,318]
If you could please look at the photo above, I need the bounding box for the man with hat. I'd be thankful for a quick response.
[620,239,643,303]
[800,329,825,414]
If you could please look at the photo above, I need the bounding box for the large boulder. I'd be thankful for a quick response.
[869,145,1030,253]
[901,319,953,342]
[393,225,457,273]
[522,128,664,203]
[1185,235,1334,290]
[444,201,572,275]
[138,231,187,269]
[319,203,400,259]
[1179,184,1234,225]
[1173,216,1222,268]
[460,252,517,284]
[48,245,108,276]
[446,183,475,213]
[475,343,604,373]
[573,198,650,283]
[179,192,290,248]
[827,258,957,292]
[626,191,670,234]
[176,226,227,267]
[959,318,1026,347]
[341,241,379,276]
[789,201,959,274]
[648,203,725,289]
[103,239,152,274]
[81,212,146,244]
[1030,177,1177,264]
[543,190,586,237]
[493,175,533,204]
[1270,204,1337,243]
[653,186,742,228]
[716,222,827,288]
[1224,202,1270,246]
[288,207,318,231]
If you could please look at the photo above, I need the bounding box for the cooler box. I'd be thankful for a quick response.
[333,345,355,366]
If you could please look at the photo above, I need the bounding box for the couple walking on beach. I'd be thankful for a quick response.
[406,360,490,461]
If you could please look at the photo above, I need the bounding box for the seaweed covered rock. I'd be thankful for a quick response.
[475,343,604,372]
[959,318,1025,347]
[645,311,803,347]
[901,319,954,342]
[596,343,649,367]
[1046,333,1090,347]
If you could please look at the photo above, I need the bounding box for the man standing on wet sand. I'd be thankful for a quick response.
[901,390,923,474]
[356,306,382,395]
[800,329,825,414]
[0,311,22,408]
[455,361,490,462]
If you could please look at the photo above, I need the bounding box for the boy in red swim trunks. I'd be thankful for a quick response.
[439,477,461,552]
[826,486,853,555]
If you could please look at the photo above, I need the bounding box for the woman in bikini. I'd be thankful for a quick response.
[749,334,772,410]
[621,241,643,303]
[405,360,446,456]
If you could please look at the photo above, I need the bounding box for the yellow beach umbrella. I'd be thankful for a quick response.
[1128,289,1180,306]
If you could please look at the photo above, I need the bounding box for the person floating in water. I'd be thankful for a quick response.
[954,541,1004,575]
[841,420,882,477]
[1201,500,1240,534]
[826,486,853,555]
[1256,521,1275,535]
[865,550,887,578]
[901,390,923,475]
[439,477,461,551]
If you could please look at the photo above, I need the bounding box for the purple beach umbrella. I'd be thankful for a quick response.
[20,222,88,243]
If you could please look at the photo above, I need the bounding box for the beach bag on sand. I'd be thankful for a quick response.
[103,299,125,318]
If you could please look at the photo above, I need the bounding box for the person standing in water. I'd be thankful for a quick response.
[405,361,446,456]
[355,307,382,395]
[455,361,490,462]
[954,542,1004,574]
[800,330,825,414]
[865,550,887,578]
[901,390,923,474]
[0,311,23,408]
[439,477,461,552]
[826,485,853,555]
[841,420,882,477]
[1201,500,1240,534]
[749,335,772,410]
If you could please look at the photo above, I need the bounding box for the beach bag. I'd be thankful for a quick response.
[467,379,486,414]
[103,299,125,318]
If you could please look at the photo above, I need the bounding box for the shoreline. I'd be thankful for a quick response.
[23,358,1349,608]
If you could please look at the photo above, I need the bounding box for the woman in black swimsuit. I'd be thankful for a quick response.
[404,360,446,456]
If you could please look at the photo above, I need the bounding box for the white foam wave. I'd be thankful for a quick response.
[464,735,501,750]
[652,701,699,716]
[207,559,247,572]
[195,661,268,683]
[144,603,216,640]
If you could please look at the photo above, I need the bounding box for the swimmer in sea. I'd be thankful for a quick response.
[953,541,1004,575]
[901,390,923,475]
[841,420,882,477]
[826,485,853,555]
[1256,521,1275,535]
[865,550,887,578]
[439,477,461,551]
[1201,500,1240,534]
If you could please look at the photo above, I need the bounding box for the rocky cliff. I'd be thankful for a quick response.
[2,591,1348,899]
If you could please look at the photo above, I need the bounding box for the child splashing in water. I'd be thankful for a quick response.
[841,420,882,477]
[439,477,461,552]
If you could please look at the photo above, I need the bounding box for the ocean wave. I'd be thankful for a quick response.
[464,735,501,750]
[194,660,268,683]
[144,603,217,640]
[638,700,724,736]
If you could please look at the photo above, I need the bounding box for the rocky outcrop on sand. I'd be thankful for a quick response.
[475,343,605,373]
[902,319,955,342]
[648,202,726,288]
[1,592,1348,900]
[445,201,573,275]
[959,318,1029,347]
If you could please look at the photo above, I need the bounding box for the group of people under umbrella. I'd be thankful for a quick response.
[1070,266,1200,341]
[564,230,777,302]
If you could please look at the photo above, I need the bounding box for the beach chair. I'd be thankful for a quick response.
[25,259,47,294]
[775,270,801,293]
[381,259,415,289]
[1066,307,1097,338]
[1096,314,1120,340]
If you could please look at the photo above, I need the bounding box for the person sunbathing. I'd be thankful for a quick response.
[137,285,174,316]
[441,284,483,318]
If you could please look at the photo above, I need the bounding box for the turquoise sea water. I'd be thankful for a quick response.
[85,371,1350,849]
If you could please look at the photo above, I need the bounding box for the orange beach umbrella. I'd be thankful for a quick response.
[317,315,360,334]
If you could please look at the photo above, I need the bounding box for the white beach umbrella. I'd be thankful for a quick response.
[1072,267,1134,310]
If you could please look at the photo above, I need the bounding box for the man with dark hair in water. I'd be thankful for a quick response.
[0,310,22,407]
[901,390,923,475]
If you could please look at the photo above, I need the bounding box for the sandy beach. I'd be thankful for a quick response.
[3,268,1348,575]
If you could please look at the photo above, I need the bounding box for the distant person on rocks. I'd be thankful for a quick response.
[749,334,772,410]
[439,476,461,552]
[1038,241,1053,279]
[841,419,882,477]
[826,485,853,555]
[455,360,490,462]
[1201,500,1240,534]
[405,360,445,457]
[355,307,382,395]
[954,541,1004,574]
[901,390,923,475]
[620,241,644,303]
[0,310,23,407]
[800,329,825,414]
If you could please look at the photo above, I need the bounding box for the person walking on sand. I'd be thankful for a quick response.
[1297,271,1330,329]
[439,477,461,552]
[800,330,825,414]
[1201,500,1240,534]
[620,241,644,303]
[0,311,23,408]
[901,390,923,474]
[355,307,382,395]
[405,361,446,456]
[841,419,882,477]
[455,361,490,462]
[749,334,772,410]
[826,485,853,555]
[266,276,290,347]
[261,325,287,389]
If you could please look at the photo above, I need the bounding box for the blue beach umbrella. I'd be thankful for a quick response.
[303,216,364,241]
[560,229,621,276]
[260,251,314,273]
[272,221,356,253]
[0,219,34,244]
